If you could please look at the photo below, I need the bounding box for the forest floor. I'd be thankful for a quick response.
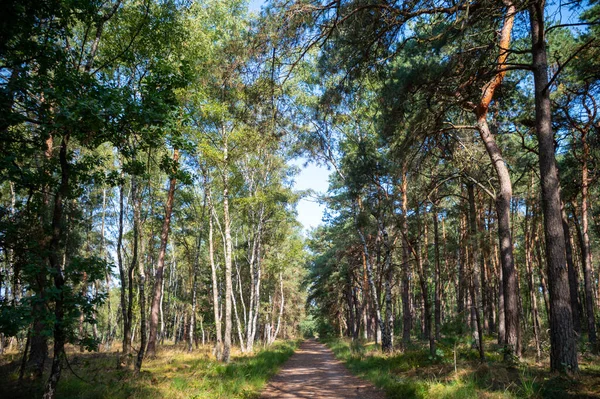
[260,339,385,398]
[322,337,600,399]
[0,340,299,399]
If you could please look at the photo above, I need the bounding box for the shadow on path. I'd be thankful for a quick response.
[261,339,386,399]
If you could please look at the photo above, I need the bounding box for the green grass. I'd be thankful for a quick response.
[0,340,300,399]
[322,338,600,399]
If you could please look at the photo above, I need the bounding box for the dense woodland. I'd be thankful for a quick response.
[1,0,600,398]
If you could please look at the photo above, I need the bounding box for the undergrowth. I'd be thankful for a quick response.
[323,338,600,399]
[0,340,299,399]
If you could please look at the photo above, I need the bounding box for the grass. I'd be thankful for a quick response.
[322,337,600,399]
[0,340,300,399]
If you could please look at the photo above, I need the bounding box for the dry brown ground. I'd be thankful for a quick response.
[261,339,386,399]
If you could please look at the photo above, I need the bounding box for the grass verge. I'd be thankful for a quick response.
[322,338,600,399]
[0,340,300,399]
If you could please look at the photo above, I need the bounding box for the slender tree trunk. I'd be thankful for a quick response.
[128,176,146,372]
[28,136,54,378]
[580,130,597,348]
[473,0,520,359]
[101,188,114,349]
[400,168,412,345]
[433,201,441,341]
[222,143,233,363]
[380,221,394,352]
[458,215,466,323]
[208,189,222,359]
[42,134,70,399]
[525,186,542,360]
[189,240,200,353]
[115,178,130,360]
[467,184,485,361]
[147,149,179,357]
[355,200,386,351]
[270,272,285,344]
[413,205,435,357]
[562,204,582,335]
[529,1,578,372]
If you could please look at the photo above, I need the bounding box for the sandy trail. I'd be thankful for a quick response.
[261,339,386,399]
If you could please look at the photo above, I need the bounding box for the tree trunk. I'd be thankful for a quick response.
[129,176,146,372]
[42,134,70,399]
[529,1,578,372]
[380,220,394,352]
[208,189,223,359]
[270,272,285,344]
[467,184,485,361]
[580,130,597,348]
[400,167,412,345]
[222,143,233,363]
[525,185,542,360]
[116,177,131,359]
[355,200,386,352]
[473,0,520,359]
[414,205,435,357]
[433,201,441,341]
[28,135,54,378]
[562,204,582,335]
[147,148,179,358]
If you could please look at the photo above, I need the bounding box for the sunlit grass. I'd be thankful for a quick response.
[322,338,600,399]
[0,340,299,399]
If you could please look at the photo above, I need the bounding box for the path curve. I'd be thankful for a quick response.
[261,339,386,399]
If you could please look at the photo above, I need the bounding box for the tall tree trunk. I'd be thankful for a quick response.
[380,220,394,353]
[414,205,435,357]
[126,175,145,372]
[42,134,70,399]
[28,135,54,378]
[458,215,466,323]
[525,184,542,360]
[562,204,582,335]
[222,143,233,363]
[433,201,441,341]
[207,189,222,359]
[580,130,597,348]
[270,272,285,344]
[473,0,520,359]
[355,199,385,352]
[116,176,131,361]
[147,149,179,358]
[189,237,200,353]
[400,167,412,345]
[101,187,113,349]
[467,184,485,361]
[529,1,578,372]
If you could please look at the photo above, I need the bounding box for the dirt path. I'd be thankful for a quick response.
[261,339,386,399]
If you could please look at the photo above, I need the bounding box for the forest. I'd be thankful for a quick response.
[0,0,599,398]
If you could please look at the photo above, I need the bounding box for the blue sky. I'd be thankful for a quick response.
[246,0,331,232]
[289,158,330,232]
[248,0,264,13]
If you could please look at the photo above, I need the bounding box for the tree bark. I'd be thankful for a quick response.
[473,0,520,359]
[115,178,129,355]
[124,174,145,372]
[355,200,386,352]
[467,184,485,361]
[42,134,70,399]
[400,167,412,345]
[433,201,441,341]
[222,142,233,363]
[580,129,597,348]
[529,1,578,372]
[147,149,179,358]
[207,189,223,359]
[562,204,582,335]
